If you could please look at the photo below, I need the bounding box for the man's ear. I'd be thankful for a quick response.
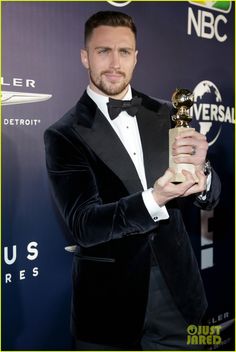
[81,49,89,69]
[134,50,138,67]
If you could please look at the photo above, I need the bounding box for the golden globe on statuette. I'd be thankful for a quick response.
[169,88,198,183]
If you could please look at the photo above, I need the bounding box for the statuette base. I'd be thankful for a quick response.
[169,127,198,183]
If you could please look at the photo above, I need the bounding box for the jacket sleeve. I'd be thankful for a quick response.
[194,167,221,210]
[44,127,158,247]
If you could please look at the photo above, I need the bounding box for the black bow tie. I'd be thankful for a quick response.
[107,96,142,120]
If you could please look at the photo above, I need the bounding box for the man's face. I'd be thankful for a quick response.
[81,25,138,99]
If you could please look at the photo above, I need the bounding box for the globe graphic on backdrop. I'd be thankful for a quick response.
[191,80,222,146]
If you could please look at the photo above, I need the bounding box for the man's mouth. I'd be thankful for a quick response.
[103,72,125,82]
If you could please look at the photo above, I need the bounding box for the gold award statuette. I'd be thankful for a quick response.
[169,88,198,183]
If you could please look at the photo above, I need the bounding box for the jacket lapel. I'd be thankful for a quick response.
[73,91,172,194]
[136,103,171,188]
[73,94,143,194]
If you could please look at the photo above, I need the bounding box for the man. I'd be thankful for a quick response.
[44,11,221,351]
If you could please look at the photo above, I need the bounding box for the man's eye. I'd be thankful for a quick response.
[120,49,131,56]
[98,49,109,54]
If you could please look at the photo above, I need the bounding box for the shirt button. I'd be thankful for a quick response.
[133,152,136,156]
[153,216,158,221]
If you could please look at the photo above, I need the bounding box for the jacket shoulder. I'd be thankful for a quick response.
[45,105,77,134]
[132,88,174,114]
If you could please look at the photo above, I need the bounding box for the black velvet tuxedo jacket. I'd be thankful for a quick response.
[44,89,221,347]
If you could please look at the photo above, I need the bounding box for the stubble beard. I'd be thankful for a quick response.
[89,70,131,97]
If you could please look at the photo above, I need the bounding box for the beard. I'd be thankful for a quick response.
[89,69,131,97]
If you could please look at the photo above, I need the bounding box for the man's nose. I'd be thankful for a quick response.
[110,51,120,69]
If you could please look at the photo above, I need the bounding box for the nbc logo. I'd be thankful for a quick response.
[189,1,232,13]
[187,1,232,42]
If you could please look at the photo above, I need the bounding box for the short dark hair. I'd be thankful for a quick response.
[84,11,137,46]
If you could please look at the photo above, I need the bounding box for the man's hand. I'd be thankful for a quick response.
[152,169,207,207]
[172,129,208,172]
[152,130,209,206]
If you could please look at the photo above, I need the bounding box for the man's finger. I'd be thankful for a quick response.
[175,130,207,140]
[157,168,174,187]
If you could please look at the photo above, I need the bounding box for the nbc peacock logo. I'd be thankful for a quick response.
[189,1,232,13]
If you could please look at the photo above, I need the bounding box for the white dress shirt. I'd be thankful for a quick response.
[87,85,169,222]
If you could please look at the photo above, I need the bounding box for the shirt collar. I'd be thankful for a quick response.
[87,85,132,119]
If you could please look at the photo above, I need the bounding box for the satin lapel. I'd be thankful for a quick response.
[136,103,171,188]
[73,109,143,194]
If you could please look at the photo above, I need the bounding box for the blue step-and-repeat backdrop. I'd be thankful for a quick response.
[2,1,234,350]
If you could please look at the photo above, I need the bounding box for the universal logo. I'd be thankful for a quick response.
[190,80,234,147]
[187,1,232,42]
